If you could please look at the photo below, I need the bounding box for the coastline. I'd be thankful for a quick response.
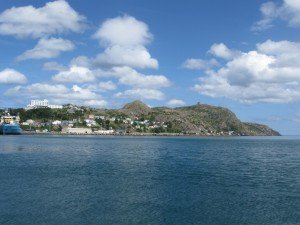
[19,131,281,137]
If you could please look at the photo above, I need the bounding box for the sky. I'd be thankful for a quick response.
[0,0,300,135]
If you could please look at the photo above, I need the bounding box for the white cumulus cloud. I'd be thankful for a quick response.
[93,15,152,47]
[111,66,170,89]
[192,40,300,103]
[182,58,219,70]
[98,81,117,91]
[92,15,158,69]
[84,99,107,107]
[115,88,165,100]
[52,66,95,83]
[253,0,300,31]
[17,38,74,61]
[0,0,86,38]
[209,43,239,60]
[70,56,91,68]
[166,99,186,107]
[5,83,68,97]
[94,45,158,69]
[0,68,27,84]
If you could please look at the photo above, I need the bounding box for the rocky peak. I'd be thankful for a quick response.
[121,100,151,116]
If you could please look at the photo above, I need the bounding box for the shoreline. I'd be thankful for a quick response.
[18,131,280,137]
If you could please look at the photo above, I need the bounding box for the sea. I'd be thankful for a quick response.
[0,135,299,225]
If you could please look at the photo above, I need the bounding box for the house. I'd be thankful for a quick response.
[96,116,105,120]
[109,117,116,122]
[52,120,62,125]
[85,119,97,127]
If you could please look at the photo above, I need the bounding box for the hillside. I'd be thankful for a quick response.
[6,101,280,136]
[95,101,280,136]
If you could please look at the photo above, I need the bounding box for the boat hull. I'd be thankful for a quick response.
[0,124,22,135]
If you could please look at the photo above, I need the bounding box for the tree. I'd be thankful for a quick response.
[105,120,110,130]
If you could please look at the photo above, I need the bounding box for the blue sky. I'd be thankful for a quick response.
[0,0,300,135]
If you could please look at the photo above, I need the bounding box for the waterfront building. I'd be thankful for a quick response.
[61,127,92,134]
[94,129,114,134]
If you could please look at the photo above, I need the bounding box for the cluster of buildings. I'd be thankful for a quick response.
[21,113,169,135]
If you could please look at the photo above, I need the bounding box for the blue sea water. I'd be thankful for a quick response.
[0,135,299,225]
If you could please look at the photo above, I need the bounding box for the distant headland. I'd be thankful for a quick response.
[1,100,280,136]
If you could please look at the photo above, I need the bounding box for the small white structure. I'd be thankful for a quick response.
[26,99,63,110]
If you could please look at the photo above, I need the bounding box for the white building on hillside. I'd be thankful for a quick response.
[26,99,63,110]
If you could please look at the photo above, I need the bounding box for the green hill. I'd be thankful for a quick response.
[114,101,280,136]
